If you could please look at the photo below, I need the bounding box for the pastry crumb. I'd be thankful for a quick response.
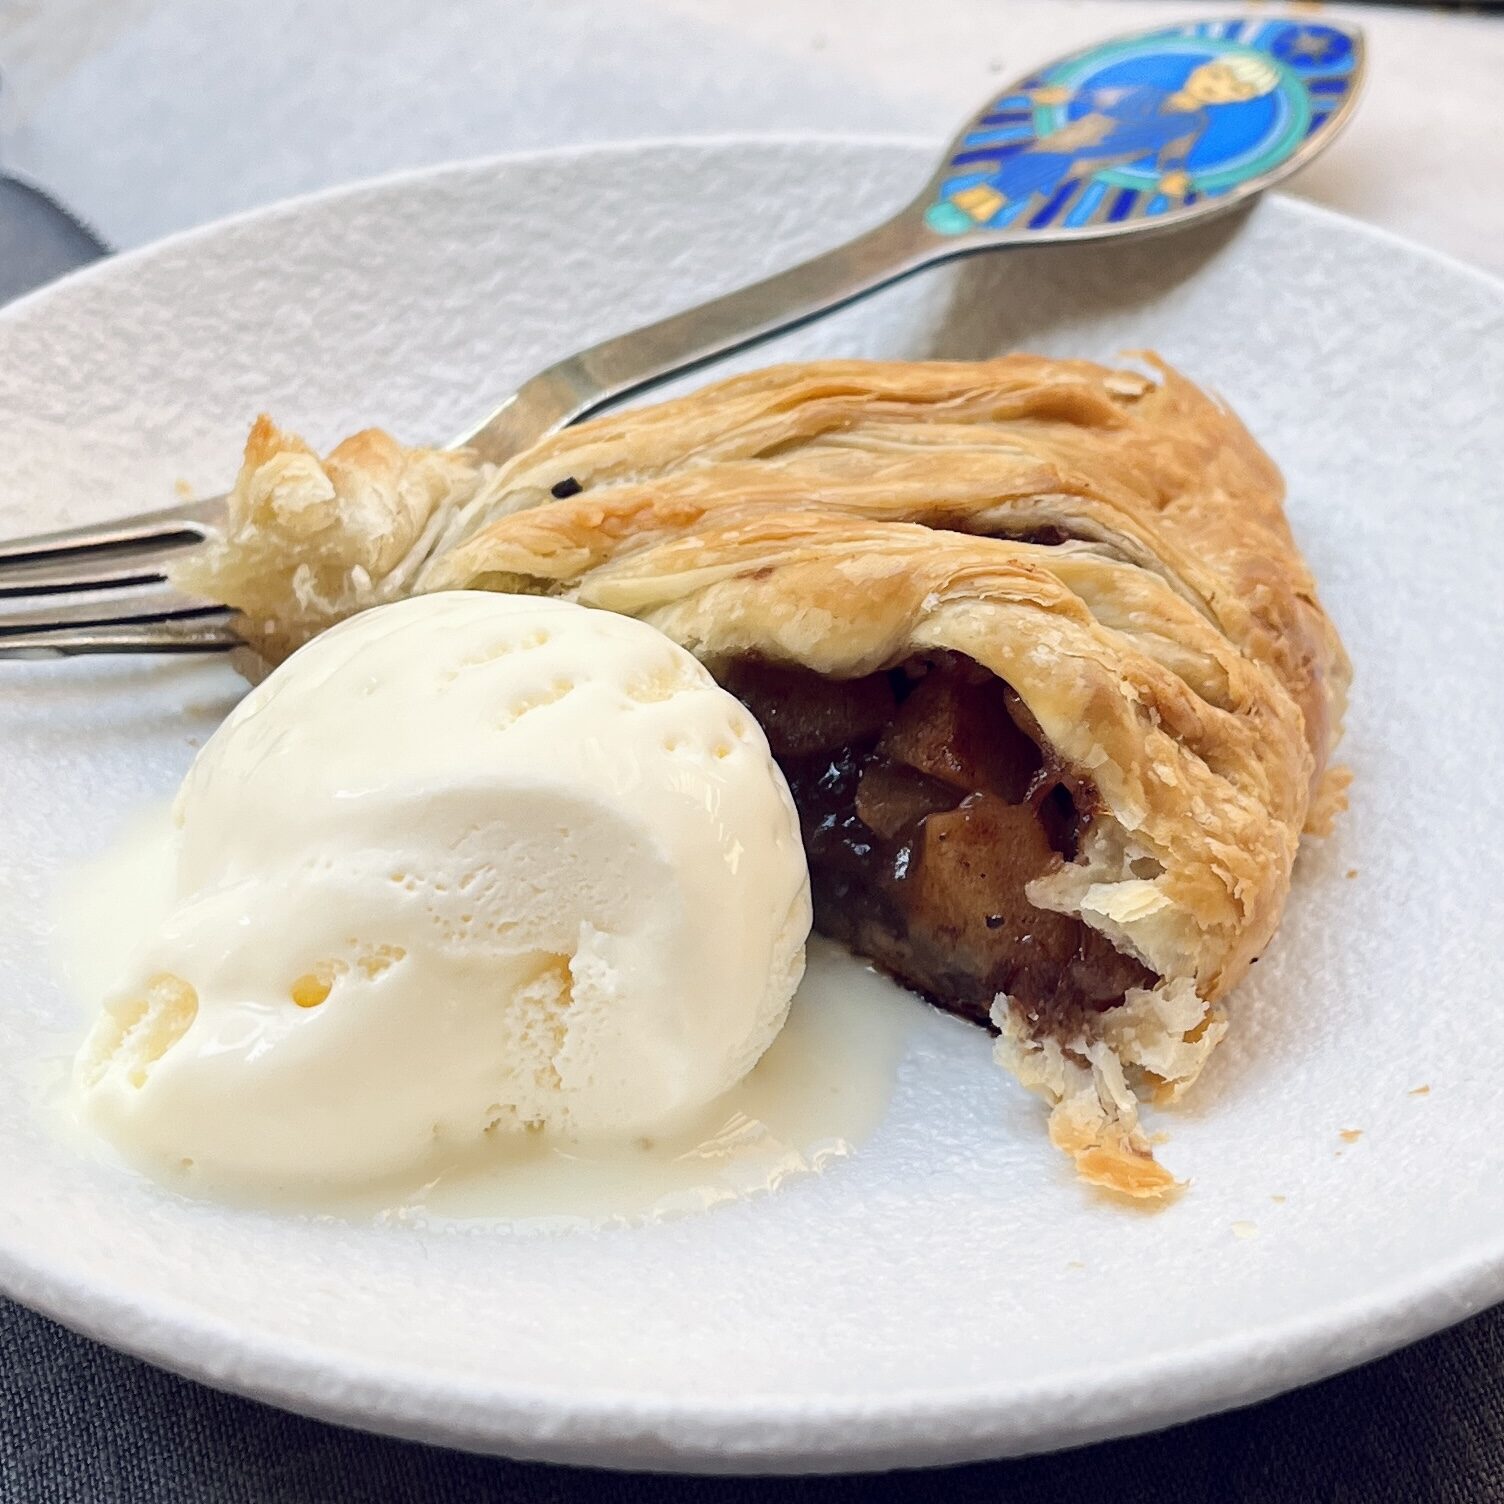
[173,478,194,499]
[1270,1194,1287,1205]
[1409,1084,1431,1097]
[1149,1130,1171,1146]
[1339,1128,1363,1143]
[1345,868,1358,879]
[1066,1260,1086,1271]
[1232,1220,1258,1240]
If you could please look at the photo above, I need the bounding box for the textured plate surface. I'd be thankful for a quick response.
[1,139,1502,1472]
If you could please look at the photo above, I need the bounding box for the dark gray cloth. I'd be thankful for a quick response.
[4,168,1502,1504]
[0,175,107,305]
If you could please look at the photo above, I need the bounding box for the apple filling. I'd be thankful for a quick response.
[719,652,1155,1035]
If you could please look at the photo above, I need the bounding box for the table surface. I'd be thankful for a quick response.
[1,1,1500,1499]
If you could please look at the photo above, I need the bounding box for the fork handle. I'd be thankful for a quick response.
[458,202,946,466]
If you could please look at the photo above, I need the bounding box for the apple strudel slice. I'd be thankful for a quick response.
[175,356,1350,1197]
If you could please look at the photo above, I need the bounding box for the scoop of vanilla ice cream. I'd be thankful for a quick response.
[75,592,811,1191]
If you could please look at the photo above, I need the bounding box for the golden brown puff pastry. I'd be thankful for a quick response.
[174,356,1351,1198]
[171,415,480,666]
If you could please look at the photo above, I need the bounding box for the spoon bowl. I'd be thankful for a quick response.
[921,16,1363,244]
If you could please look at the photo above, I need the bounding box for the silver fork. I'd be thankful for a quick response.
[0,14,1363,660]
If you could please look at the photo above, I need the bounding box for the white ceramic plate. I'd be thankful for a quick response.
[2,139,1502,1473]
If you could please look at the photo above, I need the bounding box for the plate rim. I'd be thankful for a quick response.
[3,133,1502,1472]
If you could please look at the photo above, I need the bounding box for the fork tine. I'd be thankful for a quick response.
[0,617,242,659]
[0,535,211,597]
[0,494,241,658]
[0,581,231,636]
[0,495,226,568]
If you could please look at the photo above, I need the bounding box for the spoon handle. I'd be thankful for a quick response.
[459,204,946,465]
[459,15,1364,468]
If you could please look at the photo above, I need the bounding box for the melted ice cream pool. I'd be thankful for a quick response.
[56,805,917,1229]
